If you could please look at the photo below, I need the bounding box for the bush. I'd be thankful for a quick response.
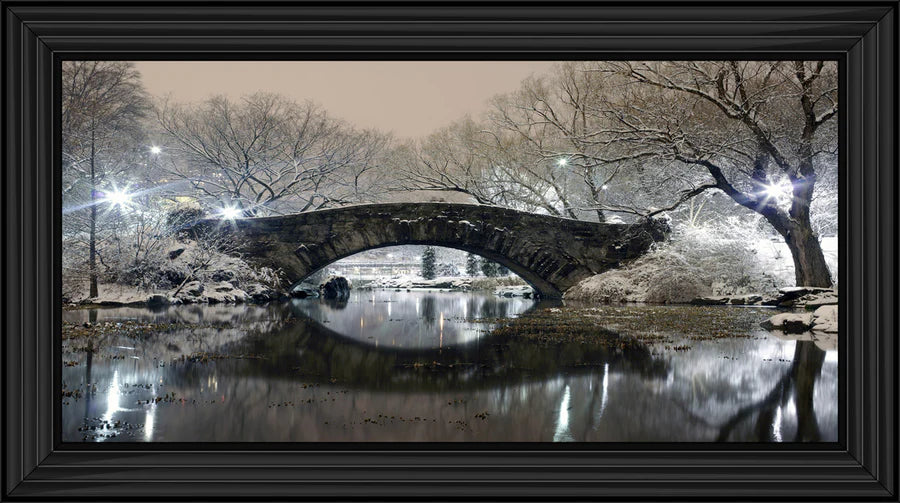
[565,214,793,303]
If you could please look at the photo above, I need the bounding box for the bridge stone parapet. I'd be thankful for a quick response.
[191,203,668,298]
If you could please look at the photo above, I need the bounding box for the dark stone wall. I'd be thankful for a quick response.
[192,203,667,298]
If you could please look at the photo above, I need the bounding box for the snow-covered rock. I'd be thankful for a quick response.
[495,285,535,298]
[760,312,815,333]
[245,283,282,303]
[802,293,839,309]
[761,304,837,335]
[202,281,248,304]
[290,283,319,299]
[729,295,763,305]
[811,305,838,333]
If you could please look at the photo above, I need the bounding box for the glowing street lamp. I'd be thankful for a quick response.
[103,187,133,209]
[762,180,793,198]
[218,206,243,220]
[149,145,162,155]
[760,179,795,207]
[557,158,568,167]
[601,184,609,190]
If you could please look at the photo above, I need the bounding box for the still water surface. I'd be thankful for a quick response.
[62,290,837,442]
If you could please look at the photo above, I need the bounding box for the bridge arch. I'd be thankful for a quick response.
[192,203,667,298]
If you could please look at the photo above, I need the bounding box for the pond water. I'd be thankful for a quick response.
[61,290,838,443]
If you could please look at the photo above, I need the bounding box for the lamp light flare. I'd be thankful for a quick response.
[103,188,133,209]
[218,206,243,220]
[601,184,608,190]
[557,158,568,167]
[149,145,162,155]
[762,180,794,199]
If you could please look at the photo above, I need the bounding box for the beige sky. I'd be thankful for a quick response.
[134,61,556,139]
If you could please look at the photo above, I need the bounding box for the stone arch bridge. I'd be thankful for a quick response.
[191,203,668,298]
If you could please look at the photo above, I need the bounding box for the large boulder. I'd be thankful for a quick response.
[811,305,838,333]
[319,276,351,300]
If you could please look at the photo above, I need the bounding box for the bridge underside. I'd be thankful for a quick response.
[192,203,668,298]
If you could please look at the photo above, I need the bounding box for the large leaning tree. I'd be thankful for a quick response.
[62,61,151,298]
[598,61,837,287]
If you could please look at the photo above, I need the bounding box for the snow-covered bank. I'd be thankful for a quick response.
[65,240,283,308]
[68,279,283,308]
[357,275,536,299]
[360,276,477,291]
[564,235,838,305]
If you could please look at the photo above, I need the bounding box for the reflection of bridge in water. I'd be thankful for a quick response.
[192,203,668,298]
[213,300,671,393]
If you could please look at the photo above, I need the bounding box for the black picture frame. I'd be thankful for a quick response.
[2,1,896,500]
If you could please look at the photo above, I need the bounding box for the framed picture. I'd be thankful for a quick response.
[2,1,895,500]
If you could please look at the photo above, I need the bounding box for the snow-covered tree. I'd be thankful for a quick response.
[62,61,151,298]
[156,93,391,216]
[597,61,837,287]
[465,253,480,276]
[421,246,437,280]
[481,259,501,278]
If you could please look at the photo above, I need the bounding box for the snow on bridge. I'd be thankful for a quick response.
[191,202,668,298]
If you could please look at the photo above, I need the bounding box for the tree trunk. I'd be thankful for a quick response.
[88,128,99,298]
[778,220,833,288]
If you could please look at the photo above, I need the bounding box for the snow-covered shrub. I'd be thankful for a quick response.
[564,273,635,303]
[566,213,794,303]
[669,215,792,295]
[565,249,708,304]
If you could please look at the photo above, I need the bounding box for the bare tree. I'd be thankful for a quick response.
[397,64,668,221]
[62,61,150,297]
[156,93,391,215]
[396,116,587,217]
[393,118,503,205]
[487,63,653,221]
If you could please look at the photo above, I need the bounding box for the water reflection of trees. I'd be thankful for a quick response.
[478,298,510,319]
[714,341,827,442]
[420,295,437,327]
